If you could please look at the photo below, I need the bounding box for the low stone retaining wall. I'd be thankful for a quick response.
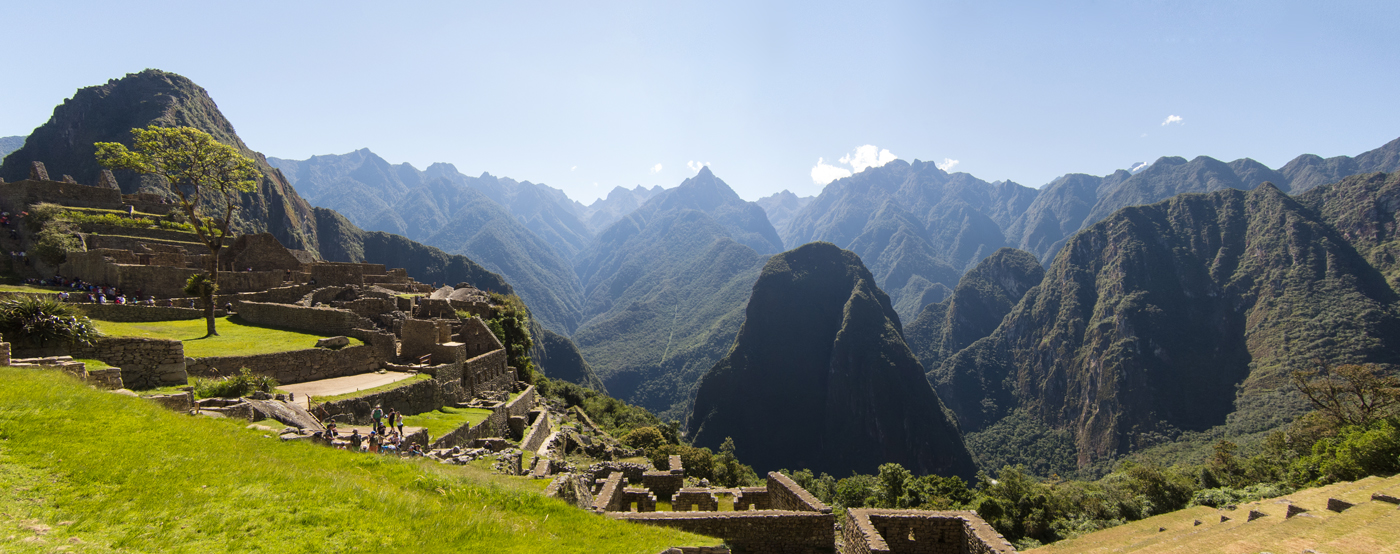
[234,300,373,336]
[70,337,187,389]
[841,509,1017,554]
[186,344,383,385]
[430,385,535,449]
[768,472,831,513]
[79,304,226,322]
[313,378,465,425]
[609,511,836,554]
[520,411,553,452]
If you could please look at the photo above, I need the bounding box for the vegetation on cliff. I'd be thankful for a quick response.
[930,177,1400,476]
[688,242,976,478]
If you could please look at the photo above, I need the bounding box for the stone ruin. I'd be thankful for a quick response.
[541,456,1019,554]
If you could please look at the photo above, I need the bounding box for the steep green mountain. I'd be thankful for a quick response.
[933,181,1400,470]
[905,248,1044,372]
[1009,138,1400,264]
[784,159,1036,322]
[532,325,608,392]
[1297,171,1400,289]
[755,189,813,240]
[572,168,780,420]
[271,151,586,333]
[0,135,24,161]
[0,69,322,255]
[687,242,977,478]
[581,184,666,232]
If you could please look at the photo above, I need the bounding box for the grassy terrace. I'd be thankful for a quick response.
[402,406,496,439]
[0,367,716,552]
[93,316,363,357]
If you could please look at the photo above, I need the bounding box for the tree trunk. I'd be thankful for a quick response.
[205,257,219,337]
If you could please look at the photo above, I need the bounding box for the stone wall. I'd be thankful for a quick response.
[430,385,536,449]
[60,253,200,298]
[219,233,304,271]
[734,487,770,511]
[841,510,1017,554]
[521,411,553,452]
[456,317,502,358]
[69,337,187,390]
[463,349,512,396]
[186,344,383,385]
[593,472,627,512]
[673,489,720,512]
[0,179,123,210]
[234,301,373,335]
[768,472,831,513]
[218,271,286,294]
[609,511,836,554]
[79,304,222,322]
[313,377,464,425]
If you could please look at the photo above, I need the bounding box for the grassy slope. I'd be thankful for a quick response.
[0,367,715,553]
[1027,474,1400,554]
[94,316,363,357]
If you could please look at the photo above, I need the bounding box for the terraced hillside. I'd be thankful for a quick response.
[1028,474,1400,554]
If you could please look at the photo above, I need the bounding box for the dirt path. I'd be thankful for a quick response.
[280,371,418,409]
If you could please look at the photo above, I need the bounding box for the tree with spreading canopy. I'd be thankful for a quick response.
[95,125,259,336]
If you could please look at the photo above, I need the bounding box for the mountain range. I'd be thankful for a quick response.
[0,70,599,389]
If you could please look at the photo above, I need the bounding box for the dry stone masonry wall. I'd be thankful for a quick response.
[186,344,383,385]
[841,510,1018,554]
[69,337,187,389]
[235,301,373,336]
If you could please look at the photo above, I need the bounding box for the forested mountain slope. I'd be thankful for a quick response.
[929,179,1400,470]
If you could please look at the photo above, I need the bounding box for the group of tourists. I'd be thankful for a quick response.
[313,405,425,456]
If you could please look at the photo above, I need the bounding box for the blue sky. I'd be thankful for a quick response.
[4,1,1397,202]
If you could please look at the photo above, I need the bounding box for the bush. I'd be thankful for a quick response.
[0,295,99,348]
[194,368,278,399]
[33,223,83,266]
[622,427,666,450]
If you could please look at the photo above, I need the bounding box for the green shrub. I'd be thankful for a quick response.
[622,426,666,450]
[33,223,84,266]
[194,368,278,399]
[1188,483,1292,508]
[0,295,99,347]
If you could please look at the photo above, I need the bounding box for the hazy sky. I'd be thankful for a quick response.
[5,1,1398,203]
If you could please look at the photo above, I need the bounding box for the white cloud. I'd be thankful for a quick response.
[936,158,960,172]
[571,166,578,171]
[838,145,898,173]
[1161,115,1183,126]
[810,157,853,185]
[810,145,900,185]
[651,163,663,174]
[687,160,710,172]
[1129,162,1150,174]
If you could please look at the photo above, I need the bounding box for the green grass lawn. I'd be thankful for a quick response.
[0,367,718,553]
[93,316,363,357]
[402,406,495,439]
[312,373,433,404]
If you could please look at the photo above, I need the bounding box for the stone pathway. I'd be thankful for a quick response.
[280,371,418,409]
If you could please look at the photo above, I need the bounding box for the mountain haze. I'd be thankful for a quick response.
[688,242,976,478]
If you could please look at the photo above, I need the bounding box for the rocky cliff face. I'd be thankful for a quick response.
[687,242,976,478]
[936,181,1400,467]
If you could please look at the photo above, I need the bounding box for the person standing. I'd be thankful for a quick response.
[371,405,384,434]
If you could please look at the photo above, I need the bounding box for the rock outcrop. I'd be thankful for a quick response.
[687,242,976,478]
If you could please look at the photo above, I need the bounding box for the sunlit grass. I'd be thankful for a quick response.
[92,316,362,357]
[312,373,433,404]
[0,367,718,553]
[402,406,495,439]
